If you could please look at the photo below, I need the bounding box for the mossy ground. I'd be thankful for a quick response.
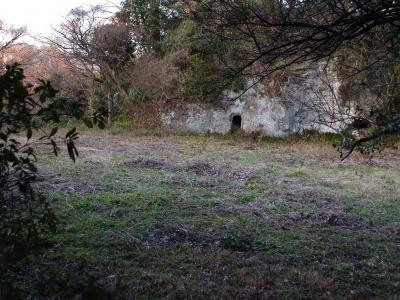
[18,128,400,298]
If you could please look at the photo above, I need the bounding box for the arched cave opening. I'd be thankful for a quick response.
[231,114,242,131]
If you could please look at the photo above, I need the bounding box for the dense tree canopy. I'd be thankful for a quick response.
[118,0,184,55]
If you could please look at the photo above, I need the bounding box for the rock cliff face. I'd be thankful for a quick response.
[161,63,345,136]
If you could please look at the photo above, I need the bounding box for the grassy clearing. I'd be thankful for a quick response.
[17,128,400,298]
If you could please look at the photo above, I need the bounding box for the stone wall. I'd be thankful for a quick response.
[161,64,344,137]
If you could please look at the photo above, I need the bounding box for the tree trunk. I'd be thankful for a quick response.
[107,89,113,125]
[102,64,130,103]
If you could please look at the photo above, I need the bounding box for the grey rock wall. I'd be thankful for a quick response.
[161,64,343,137]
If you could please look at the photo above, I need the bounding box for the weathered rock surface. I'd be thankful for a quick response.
[161,63,345,136]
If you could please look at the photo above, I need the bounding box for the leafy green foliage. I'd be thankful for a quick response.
[118,0,183,55]
[0,65,71,261]
[165,20,245,102]
[128,86,149,102]
[0,64,104,263]
[53,92,86,120]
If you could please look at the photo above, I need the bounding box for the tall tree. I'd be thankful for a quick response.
[50,6,139,124]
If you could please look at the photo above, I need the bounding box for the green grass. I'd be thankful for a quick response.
[15,129,400,298]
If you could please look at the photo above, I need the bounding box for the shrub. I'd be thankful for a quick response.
[0,64,101,262]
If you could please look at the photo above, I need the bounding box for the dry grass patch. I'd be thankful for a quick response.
[15,129,400,299]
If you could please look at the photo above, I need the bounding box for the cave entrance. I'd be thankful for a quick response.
[231,114,242,131]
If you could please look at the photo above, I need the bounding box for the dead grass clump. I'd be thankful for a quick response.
[381,223,400,237]
[123,158,179,171]
[163,174,218,187]
[217,166,256,180]
[146,222,223,248]
[123,159,256,181]
[187,161,256,181]
[282,211,369,228]
[37,175,107,196]
[186,162,214,175]
[266,178,341,206]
